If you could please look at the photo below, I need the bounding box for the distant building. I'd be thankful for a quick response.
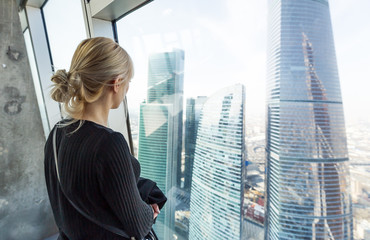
[138,49,184,240]
[184,96,207,191]
[174,96,207,240]
[189,84,245,240]
[265,0,353,239]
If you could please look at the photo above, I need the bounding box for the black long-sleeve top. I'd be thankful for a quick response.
[44,120,166,240]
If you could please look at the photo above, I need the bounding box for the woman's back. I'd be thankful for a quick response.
[44,120,153,239]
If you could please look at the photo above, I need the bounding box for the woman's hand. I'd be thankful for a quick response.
[151,203,160,219]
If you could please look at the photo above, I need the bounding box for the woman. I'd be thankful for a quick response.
[44,37,166,240]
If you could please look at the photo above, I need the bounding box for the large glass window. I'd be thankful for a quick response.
[117,1,266,239]
[116,0,370,240]
[19,0,369,239]
[43,0,86,70]
[24,28,49,138]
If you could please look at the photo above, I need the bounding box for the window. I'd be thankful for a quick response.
[43,0,86,71]
[116,0,370,239]
[16,0,370,239]
[116,1,266,239]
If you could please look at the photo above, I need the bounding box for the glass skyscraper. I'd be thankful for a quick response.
[138,49,184,240]
[184,96,207,191]
[265,0,353,239]
[189,84,245,240]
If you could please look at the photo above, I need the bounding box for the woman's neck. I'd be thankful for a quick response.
[82,99,110,127]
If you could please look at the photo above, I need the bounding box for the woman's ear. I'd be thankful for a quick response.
[112,78,120,93]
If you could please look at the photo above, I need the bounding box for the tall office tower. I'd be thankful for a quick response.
[138,49,184,240]
[138,103,173,239]
[189,84,245,240]
[184,96,207,191]
[265,0,353,239]
[147,49,184,188]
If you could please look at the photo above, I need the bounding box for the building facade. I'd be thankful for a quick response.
[138,49,184,239]
[147,49,184,189]
[265,0,353,239]
[184,96,207,191]
[189,84,245,240]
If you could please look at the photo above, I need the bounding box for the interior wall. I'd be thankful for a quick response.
[0,0,57,239]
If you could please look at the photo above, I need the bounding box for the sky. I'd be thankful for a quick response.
[42,0,370,123]
[330,0,370,122]
[116,0,370,123]
[117,0,268,115]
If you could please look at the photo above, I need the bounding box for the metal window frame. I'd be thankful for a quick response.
[19,0,153,155]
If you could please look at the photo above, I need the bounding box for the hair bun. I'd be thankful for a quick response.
[50,69,71,102]
[54,69,69,83]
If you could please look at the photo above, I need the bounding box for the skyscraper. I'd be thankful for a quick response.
[184,96,207,191]
[265,0,353,239]
[147,49,184,188]
[138,49,184,240]
[189,84,245,240]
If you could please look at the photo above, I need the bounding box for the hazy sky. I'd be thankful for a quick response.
[117,0,268,115]
[116,0,370,123]
[43,0,370,123]
[330,0,370,122]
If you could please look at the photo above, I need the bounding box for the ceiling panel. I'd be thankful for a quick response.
[90,0,153,21]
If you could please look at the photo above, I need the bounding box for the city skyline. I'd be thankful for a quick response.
[117,1,366,238]
[117,0,370,123]
[10,0,369,239]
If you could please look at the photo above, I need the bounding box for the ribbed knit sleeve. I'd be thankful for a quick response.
[96,132,154,239]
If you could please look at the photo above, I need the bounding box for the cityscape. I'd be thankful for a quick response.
[129,107,370,240]
[1,0,368,239]
[125,0,369,239]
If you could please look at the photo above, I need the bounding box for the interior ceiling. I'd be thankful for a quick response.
[18,0,153,21]
[21,0,45,8]
[90,0,153,21]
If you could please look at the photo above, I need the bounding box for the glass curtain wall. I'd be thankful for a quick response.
[265,1,353,239]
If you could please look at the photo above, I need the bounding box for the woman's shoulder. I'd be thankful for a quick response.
[75,121,130,152]
[83,120,127,142]
[82,120,115,133]
[48,119,130,149]
[54,119,116,135]
[49,119,126,146]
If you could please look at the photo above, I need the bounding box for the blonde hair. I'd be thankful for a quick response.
[50,37,133,127]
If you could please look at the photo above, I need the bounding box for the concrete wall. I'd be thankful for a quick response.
[0,0,57,239]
